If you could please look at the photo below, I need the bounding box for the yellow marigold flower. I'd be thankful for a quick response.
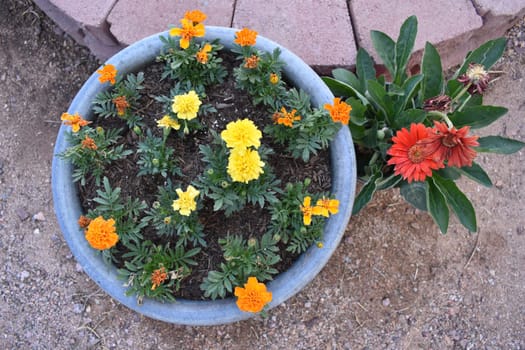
[324,97,352,125]
[300,196,324,226]
[169,18,205,49]
[84,216,119,250]
[172,90,202,120]
[221,118,262,149]
[81,136,98,150]
[172,185,200,216]
[151,266,168,290]
[234,28,258,47]
[196,43,212,64]
[275,107,301,128]
[315,197,340,217]
[227,147,265,183]
[234,276,272,313]
[78,215,91,229]
[269,73,279,84]
[184,9,207,23]
[112,95,129,116]
[244,55,260,69]
[157,115,181,130]
[96,64,117,85]
[317,242,324,248]
[60,112,90,132]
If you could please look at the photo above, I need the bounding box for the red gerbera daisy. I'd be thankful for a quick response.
[387,123,444,183]
[420,121,479,168]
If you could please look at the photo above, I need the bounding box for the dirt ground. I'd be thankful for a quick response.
[0,0,524,349]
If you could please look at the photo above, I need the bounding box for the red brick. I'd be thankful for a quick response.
[232,0,356,69]
[350,0,483,69]
[108,0,235,45]
[49,0,116,27]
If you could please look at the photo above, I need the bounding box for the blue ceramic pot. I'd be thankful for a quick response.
[52,27,356,325]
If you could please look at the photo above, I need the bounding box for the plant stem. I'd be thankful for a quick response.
[427,111,454,128]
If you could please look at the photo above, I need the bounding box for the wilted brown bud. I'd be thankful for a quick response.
[423,95,452,112]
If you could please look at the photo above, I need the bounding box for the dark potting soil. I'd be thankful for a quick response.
[78,51,332,299]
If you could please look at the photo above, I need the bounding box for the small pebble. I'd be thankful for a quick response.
[33,228,40,235]
[16,207,29,221]
[72,303,84,314]
[75,263,83,273]
[33,212,45,221]
[382,297,390,306]
[304,302,312,308]
[20,270,30,282]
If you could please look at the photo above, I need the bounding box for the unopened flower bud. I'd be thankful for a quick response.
[152,158,160,166]
[377,129,385,140]
[133,126,142,135]
[96,126,104,135]
[207,168,214,175]
[221,181,229,188]
[163,216,172,224]
[247,238,257,247]
[272,234,281,242]
[300,227,307,234]
[152,201,161,209]
[303,178,311,187]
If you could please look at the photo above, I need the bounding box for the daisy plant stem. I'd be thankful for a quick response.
[457,94,471,112]
[451,82,471,106]
[368,151,379,167]
[427,111,454,129]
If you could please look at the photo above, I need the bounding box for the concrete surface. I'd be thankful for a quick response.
[34,0,525,72]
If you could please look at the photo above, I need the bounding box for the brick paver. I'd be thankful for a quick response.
[349,0,483,70]
[48,0,116,27]
[108,0,235,46]
[34,0,525,70]
[233,0,356,69]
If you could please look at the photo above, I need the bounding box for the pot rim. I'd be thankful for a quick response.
[52,26,356,325]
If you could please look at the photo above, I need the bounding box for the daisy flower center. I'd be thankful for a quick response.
[408,145,425,163]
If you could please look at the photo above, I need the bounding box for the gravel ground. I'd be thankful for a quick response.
[0,1,524,349]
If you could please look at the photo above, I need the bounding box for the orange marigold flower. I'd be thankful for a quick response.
[196,43,212,64]
[169,18,205,49]
[78,215,91,228]
[275,107,301,127]
[184,9,207,23]
[96,64,117,85]
[387,123,444,183]
[81,136,98,150]
[234,276,272,313]
[269,73,279,84]
[60,112,90,132]
[112,95,130,116]
[324,97,351,125]
[300,196,324,226]
[234,28,258,46]
[420,121,479,168]
[244,55,260,69]
[151,266,168,290]
[84,216,119,250]
[315,198,340,217]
